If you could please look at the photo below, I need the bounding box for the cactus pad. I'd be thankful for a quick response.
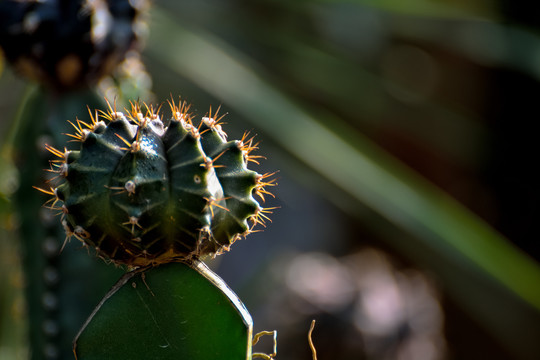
[39,99,276,267]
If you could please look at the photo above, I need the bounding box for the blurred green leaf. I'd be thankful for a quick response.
[74,261,253,360]
[332,0,498,19]
[146,8,540,358]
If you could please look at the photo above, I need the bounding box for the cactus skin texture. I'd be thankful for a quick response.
[41,100,275,267]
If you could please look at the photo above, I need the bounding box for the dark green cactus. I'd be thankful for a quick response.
[40,99,275,266]
[0,0,148,91]
[0,2,153,358]
[10,89,126,360]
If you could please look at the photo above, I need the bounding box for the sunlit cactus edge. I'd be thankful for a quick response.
[36,98,276,267]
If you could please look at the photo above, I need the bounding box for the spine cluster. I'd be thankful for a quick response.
[38,99,275,267]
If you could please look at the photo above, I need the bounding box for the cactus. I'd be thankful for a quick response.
[73,260,271,360]
[40,99,275,267]
[8,89,128,360]
[0,2,151,358]
[3,2,279,358]
[0,0,148,91]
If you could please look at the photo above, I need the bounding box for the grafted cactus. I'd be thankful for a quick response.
[39,99,275,266]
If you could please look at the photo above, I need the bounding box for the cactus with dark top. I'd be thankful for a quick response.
[2,2,279,357]
[0,1,151,357]
[0,0,148,91]
[40,99,275,267]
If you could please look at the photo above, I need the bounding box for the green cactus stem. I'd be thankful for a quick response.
[73,260,279,360]
[39,99,276,267]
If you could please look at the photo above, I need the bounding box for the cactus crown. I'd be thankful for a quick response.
[38,99,276,267]
[0,0,148,90]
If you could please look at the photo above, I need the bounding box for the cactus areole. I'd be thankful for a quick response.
[40,99,275,267]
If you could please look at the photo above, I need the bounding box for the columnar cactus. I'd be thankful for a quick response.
[39,99,275,267]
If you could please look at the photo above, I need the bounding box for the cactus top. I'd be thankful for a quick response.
[39,99,276,267]
[0,0,148,90]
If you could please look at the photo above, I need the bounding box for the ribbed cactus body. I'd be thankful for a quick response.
[45,101,274,266]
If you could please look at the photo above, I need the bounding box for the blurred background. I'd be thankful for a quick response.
[2,0,540,359]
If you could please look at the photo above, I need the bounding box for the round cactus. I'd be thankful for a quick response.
[38,99,276,267]
[0,0,148,90]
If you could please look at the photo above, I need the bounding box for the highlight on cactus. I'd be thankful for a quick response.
[36,98,277,267]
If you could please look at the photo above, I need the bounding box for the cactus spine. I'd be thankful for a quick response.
[40,100,275,266]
